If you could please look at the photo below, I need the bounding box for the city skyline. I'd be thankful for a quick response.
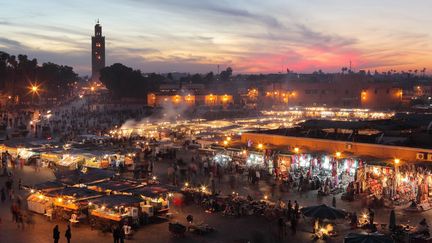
[1,0,432,75]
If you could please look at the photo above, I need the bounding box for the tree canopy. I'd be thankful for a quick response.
[0,51,78,100]
[100,63,162,98]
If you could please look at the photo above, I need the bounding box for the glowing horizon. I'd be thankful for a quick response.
[1,0,431,75]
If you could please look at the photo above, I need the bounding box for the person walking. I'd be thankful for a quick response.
[18,179,22,191]
[290,215,297,235]
[278,217,286,239]
[1,187,5,203]
[64,225,72,243]
[118,225,125,243]
[368,208,375,228]
[16,211,24,230]
[112,225,119,243]
[287,200,292,218]
[53,225,60,243]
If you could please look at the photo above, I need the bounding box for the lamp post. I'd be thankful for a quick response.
[29,83,40,137]
[29,83,40,104]
[393,158,400,198]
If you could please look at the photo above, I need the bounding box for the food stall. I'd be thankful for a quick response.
[27,187,101,217]
[88,195,143,224]
[47,187,101,210]
[58,154,85,168]
[125,186,172,215]
[246,151,265,168]
[27,193,51,214]
[17,147,37,161]
[40,151,62,165]
[213,153,232,167]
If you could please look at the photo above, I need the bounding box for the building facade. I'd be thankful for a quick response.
[263,78,403,109]
[91,21,105,82]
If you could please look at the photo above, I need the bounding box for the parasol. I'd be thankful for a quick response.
[300,204,347,220]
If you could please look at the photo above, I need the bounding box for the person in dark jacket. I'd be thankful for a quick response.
[112,225,120,243]
[65,225,72,243]
[53,225,60,243]
[1,188,5,203]
[118,225,125,243]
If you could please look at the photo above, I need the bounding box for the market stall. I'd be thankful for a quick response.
[27,193,51,214]
[246,151,265,168]
[285,152,360,194]
[58,153,85,168]
[27,187,101,218]
[356,160,394,200]
[276,153,293,180]
[125,186,172,215]
[88,195,143,225]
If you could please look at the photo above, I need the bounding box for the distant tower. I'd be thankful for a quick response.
[91,20,105,82]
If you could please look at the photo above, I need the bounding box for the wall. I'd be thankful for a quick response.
[241,132,432,163]
[264,78,403,109]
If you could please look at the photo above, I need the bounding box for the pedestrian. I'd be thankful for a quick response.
[65,225,72,243]
[287,200,292,218]
[26,213,35,228]
[112,225,119,243]
[53,225,60,243]
[211,177,216,195]
[18,178,22,191]
[290,215,297,235]
[389,209,396,231]
[16,211,24,230]
[332,196,336,208]
[118,225,125,243]
[11,202,18,222]
[350,212,358,229]
[368,207,375,228]
[9,189,15,201]
[1,188,5,203]
[278,217,286,239]
[294,201,299,218]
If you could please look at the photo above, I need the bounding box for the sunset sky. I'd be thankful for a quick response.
[1,0,431,75]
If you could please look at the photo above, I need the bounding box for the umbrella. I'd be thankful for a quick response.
[344,233,393,243]
[300,204,347,220]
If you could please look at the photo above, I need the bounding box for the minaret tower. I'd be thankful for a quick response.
[91,19,105,82]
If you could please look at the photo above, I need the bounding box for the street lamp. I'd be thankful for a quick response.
[29,83,40,95]
[257,143,263,150]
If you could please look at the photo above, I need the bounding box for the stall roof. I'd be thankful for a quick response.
[90,180,143,192]
[55,168,116,185]
[88,195,143,208]
[33,181,64,191]
[126,186,170,198]
[46,187,101,199]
